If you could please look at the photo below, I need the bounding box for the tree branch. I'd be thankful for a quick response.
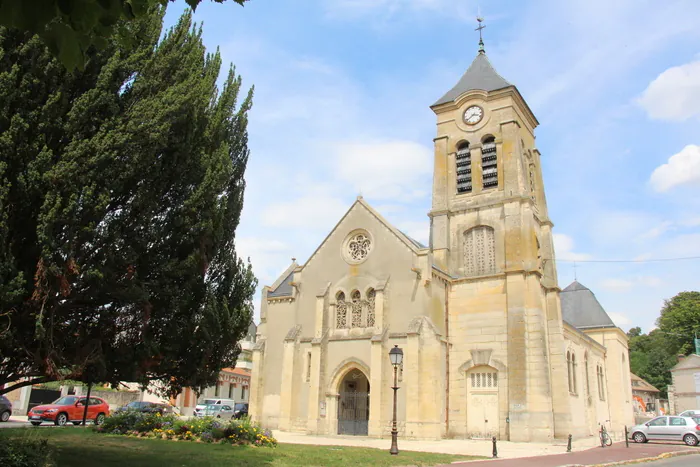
[0,377,52,395]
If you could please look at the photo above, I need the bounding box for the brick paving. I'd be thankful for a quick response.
[445,442,699,467]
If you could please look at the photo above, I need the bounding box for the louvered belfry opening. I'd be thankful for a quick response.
[456,141,472,193]
[481,136,498,189]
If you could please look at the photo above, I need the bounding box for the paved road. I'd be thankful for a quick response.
[446,442,699,467]
[0,416,95,429]
[642,455,700,466]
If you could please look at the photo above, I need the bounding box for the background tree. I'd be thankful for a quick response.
[0,0,248,70]
[657,291,700,355]
[0,8,256,397]
[626,290,700,398]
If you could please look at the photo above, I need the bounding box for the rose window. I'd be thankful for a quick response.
[347,233,371,262]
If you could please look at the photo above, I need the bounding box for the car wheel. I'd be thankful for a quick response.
[0,410,10,422]
[683,434,698,446]
[55,413,68,426]
[30,421,42,426]
[95,413,105,426]
[632,432,647,443]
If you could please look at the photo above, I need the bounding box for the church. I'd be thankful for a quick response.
[249,36,634,442]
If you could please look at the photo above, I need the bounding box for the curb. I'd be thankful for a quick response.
[558,449,700,467]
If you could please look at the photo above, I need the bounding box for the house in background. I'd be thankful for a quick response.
[630,372,667,417]
[668,353,700,415]
[126,321,257,415]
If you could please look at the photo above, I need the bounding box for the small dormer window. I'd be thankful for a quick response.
[456,142,472,194]
[481,136,498,189]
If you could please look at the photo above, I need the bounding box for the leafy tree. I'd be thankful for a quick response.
[627,329,676,397]
[0,0,248,70]
[0,8,256,397]
[656,291,700,356]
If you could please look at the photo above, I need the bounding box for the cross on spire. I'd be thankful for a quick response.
[476,16,486,54]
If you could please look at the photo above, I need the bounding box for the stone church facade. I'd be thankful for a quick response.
[249,45,634,442]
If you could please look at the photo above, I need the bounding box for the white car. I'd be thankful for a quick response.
[193,398,235,417]
[678,409,700,418]
[629,415,700,446]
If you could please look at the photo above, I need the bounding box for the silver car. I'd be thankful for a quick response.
[629,415,700,446]
[202,404,235,419]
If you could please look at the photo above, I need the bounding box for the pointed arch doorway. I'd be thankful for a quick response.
[337,369,370,436]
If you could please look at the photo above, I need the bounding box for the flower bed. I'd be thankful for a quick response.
[95,411,276,447]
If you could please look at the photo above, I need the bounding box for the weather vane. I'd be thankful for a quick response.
[476,15,486,53]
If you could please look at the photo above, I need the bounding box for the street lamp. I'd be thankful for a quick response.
[389,345,403,455]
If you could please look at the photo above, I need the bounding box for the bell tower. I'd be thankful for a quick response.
[428,29,556,289]
[431,21,571,442]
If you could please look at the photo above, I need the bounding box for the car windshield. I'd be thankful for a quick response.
[52,396,79,405]
[234,403,247,411]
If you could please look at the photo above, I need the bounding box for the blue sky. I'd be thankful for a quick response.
[164,0,700,333]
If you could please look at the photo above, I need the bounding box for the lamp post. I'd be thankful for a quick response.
[389,345,403,456]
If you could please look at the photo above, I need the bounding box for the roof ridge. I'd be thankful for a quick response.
[433,53,512,106]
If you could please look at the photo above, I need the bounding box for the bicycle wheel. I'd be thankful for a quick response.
[603,432,612,446]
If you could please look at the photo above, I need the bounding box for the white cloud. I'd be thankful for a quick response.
[607,312,631,327]
[396,220,429,246]
[553,233,592,261]
[637,61,700,121]
[237,237,292,284]
[650,144,700,192]
[333,140,432,200]
[637,221,675,240]
[600,278,634,292]
[260,195,348,231]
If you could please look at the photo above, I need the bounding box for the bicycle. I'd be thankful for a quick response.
[599,423,612,447]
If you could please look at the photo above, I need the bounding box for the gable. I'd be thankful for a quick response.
[671,354,700,371]
[299,196,427,272]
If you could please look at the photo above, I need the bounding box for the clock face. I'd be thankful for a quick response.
[463,105,484,125]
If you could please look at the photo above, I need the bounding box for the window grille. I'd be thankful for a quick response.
[366,289,376,327]
[351,290,362,328]
[456,142,472,193]
[336,292,347,329]
[470,371,498,388]
[481,137,498,189]
[463,226,496,276]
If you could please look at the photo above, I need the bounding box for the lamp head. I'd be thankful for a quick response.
[389,345,404,367]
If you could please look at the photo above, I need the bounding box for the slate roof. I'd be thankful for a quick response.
[433,52,512,106]
[560,281,617,330]
[630,372,660,393]
[267,270,294,298]
[400,230,427,249]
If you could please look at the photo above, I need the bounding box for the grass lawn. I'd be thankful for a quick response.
[0,428,482,466]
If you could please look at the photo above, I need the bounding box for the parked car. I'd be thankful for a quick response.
[233,402,248,419]
[116,401,173,415]
[27,396,110,426]
[202,404,236,418]
[0,395,12,422]
[193,398,235,417]
[629,415,700,446]
[678,409,700,418]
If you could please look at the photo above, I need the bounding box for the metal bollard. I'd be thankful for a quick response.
[492,436,498,458]
[624,426,629,448]
[567,434,572,452]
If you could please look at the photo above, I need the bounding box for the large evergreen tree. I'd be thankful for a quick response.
[0,1,249,70]
[0,8,256,397]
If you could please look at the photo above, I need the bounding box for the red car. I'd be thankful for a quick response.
[27,396,110,426]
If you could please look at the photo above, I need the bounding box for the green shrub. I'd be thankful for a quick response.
[98,411,178,434]
[0,435,55,467]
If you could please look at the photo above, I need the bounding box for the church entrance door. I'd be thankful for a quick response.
[337,369,370,436]
[466,368,499,439]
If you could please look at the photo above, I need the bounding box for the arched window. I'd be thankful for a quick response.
[481,136,498,189]
[463,226,496,276]
[566,351,573,393]
[572,353,577,394]
[597,365,606,401]
[366,288,376,327]
[351,290,362,328]
[456,141,472,193]
[336,292,347,329]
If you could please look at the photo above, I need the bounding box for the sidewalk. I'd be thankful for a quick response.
[272,430,602,458]
[445,442,699,467]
